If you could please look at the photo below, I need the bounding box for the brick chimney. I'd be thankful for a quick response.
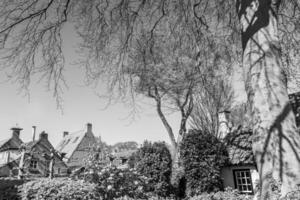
[11,126,22,138]
[218,110,231,139]
[39,131,48,140]
[63,131,69,137]
[87,123,92,132]
[32,126,36,141]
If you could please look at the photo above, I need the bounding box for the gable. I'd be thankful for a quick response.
[56,130,87,160]
[0,136,23,152]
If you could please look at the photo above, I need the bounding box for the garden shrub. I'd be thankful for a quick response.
[88,166,149,199]
[188,187,253,200]
[180,129,229,196]
[19,178,100,200]
[134,141,173,197]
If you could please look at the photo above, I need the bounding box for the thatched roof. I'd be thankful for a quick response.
[224,129,255,166]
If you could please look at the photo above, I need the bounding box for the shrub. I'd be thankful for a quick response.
[19,178,100,200]
[188,187,253,200]
[87,166,149,199]
[133,141,173,197]
[180,129,229,196]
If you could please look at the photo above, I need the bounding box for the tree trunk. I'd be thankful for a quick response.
[18,148,25,180]
[237,0,300,198]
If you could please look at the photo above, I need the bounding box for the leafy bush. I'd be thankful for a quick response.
[19,178,100,200]
[188,187,253,200]
[87,166,149,199]
[180,129,229,196]
[133,141,173,197]
[254,177,300,200]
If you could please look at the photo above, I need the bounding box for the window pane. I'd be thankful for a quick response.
[245,171,250,177]
[247,185,252,191]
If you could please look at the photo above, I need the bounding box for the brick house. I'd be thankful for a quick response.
[0,127,68,178]
[56,123,97,170]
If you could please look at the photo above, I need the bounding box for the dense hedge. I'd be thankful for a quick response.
[133,141,173,197]
[87,166,149,199]
[180,130,229,196]
[19,178,100,200]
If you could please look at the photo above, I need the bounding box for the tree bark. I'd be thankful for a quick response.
[237,0,300,198]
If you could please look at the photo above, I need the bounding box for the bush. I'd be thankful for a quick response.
[180,130,229,196]
[188,187,253,200]
[88,166,149,199]
[133,141,173,197]
[19,178,100,200]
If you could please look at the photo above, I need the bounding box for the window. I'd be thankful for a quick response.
[30,160,38,169]
[233,169,253,194]
[57,168,61,174]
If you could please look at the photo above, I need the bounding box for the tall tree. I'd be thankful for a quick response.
[236,0,300,198]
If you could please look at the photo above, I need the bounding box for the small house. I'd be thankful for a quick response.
[0,126,68,178]
[22,131,68,177]
[221,130,259,194]
[56,123,97,170]
[0,127,23,177]
[0,127,23,165]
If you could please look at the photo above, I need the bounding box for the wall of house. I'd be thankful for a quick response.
[68,132,96,168]
[0,150,20,165]
[221,165,259,190]
[25,138,68,177]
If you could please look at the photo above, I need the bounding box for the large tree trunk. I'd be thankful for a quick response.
[237,0,300,199]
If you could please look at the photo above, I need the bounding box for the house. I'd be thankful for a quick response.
[109,142,138,168]
[0,127,23,165]
[221,129,259,194]
[0,126,24,177]
[22,131,68,178]
[218,110,258,194]
[0,126,68,178]
[56,123,97,170]
[218,92,300,194]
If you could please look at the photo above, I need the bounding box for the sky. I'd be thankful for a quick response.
[0,24,247,147]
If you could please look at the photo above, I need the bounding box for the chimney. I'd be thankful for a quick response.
[11,126,22,138]
[218,110,231,139]
[87,123,92,132]
[63,131,69,137]
[32,126,36,141]
[39,131,48,140]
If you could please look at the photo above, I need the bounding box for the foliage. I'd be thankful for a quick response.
[86,166,149,199]
[254,177,300,200]
[133,141,173,197]
[188,187,253,200]
[180,129,229,196]
[19,178,100,200]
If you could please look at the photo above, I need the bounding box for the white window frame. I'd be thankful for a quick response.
[233,169,253,194]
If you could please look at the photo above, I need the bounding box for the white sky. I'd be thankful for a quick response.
[0,24,247,147]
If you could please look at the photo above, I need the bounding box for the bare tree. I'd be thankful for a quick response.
[190,76,234,137]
